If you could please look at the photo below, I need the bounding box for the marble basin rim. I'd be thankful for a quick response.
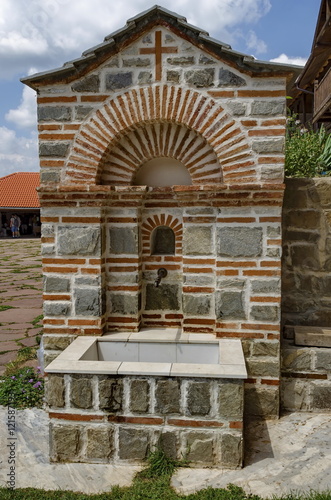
[45,329,247,379]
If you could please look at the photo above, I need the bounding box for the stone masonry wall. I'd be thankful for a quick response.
[281,337,331,412]
[46,373,244,468]
[282,178,331,327]
[281,178,331,413]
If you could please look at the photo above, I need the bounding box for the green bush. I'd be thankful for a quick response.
[0,366,44,409]
[285,114,331,178]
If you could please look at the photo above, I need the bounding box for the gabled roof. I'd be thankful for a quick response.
[22,5,301,90]
[0,173,40,208]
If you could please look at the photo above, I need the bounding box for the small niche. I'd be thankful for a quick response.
[151,226,175,255]
[133,157,192,186]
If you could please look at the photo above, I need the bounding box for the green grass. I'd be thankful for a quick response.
[0,450,330,499]
[0,305,15,312]
[31,314,43,328]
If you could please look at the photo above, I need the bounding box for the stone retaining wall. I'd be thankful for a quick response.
[46,373,244,467]
[281,338,331,412]
[282,178,331,327]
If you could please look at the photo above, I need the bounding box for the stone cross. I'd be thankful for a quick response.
[140,30,178,81]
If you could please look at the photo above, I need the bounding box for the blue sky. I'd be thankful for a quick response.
[0,0,321,178]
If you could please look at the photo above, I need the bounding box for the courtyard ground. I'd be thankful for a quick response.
[0,238,42,375]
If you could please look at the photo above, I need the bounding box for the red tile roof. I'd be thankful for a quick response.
[0,172,40,208]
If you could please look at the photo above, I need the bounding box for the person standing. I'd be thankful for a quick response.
[14,214,21,238]
[10,214,17,238]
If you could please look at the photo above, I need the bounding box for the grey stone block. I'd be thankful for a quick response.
[216,291,245,320]
[138,71,152,84]
[217,227,262,257]
[130,379,150,413]
[312,386,331,410]
[252,138,284,153]
[145,284,180,311]
[40,170,60,183]
[217,278,245,289]
[218,68,246,87]
[155,379,180,414]
[44,302,70,317]
[159,431,178,460]
[75,106,93,120]
[41,224,54,237]
[251,341,279,357]
[46,375,65,408]
[110,293,139,315]
[290,244,320,270]
[99,377,123,412]
[167,70,180,83]
[186,432,214,464]
[75,276,101,287]
[51,424,80,462]
[218,381,243,419]
[39,142,70,157]
[246,360,279,378]
[105,72,133,90]
[123,57,150,67]
[86,428,113,460]
[187,381,211,416]
[282,348,312,371]
[44,276,70,293]
[109,227,138,254]
[251,279,280,295]
[118,427,150,460]
[71,74,100,92]
[226,101,246,116]
[183,294,212,316]
[251,100,286,116]
[250,305,279,322]
[220,433,242,468]
[38,106,72,122]
[74,288,101,316]
[281,378,309,411]
[244,387,279,418]
[185,69,214,87]
[183,226,213,255]
[44,353,59,368]
[70,376,93,409]
[199,55,216,65]
[267,226,281,238]
[168,56,195,65]
[315,350,331,371]
[58,226,101,256]
[43,334,75,351]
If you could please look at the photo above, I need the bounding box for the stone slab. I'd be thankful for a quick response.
[295,326,331,348]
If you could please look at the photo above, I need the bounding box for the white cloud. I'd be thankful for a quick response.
[270,53,307,66]
[0,126,38,178]
[0,0,273,79]
[5,86,37,129]
[246,30,267,55]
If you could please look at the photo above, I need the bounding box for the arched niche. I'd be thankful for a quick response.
[151,226,176,255]
[133,157,192,187]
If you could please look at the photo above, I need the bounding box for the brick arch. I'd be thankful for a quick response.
[100,121,220,185]
[64,84,255,185]
[142,214,182,256]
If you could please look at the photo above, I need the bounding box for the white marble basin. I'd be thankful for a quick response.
[45,330,247,379]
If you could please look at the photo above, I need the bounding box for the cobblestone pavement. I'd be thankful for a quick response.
[0,238,42,375]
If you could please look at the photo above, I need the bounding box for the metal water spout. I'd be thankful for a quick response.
[154,268,167,287]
